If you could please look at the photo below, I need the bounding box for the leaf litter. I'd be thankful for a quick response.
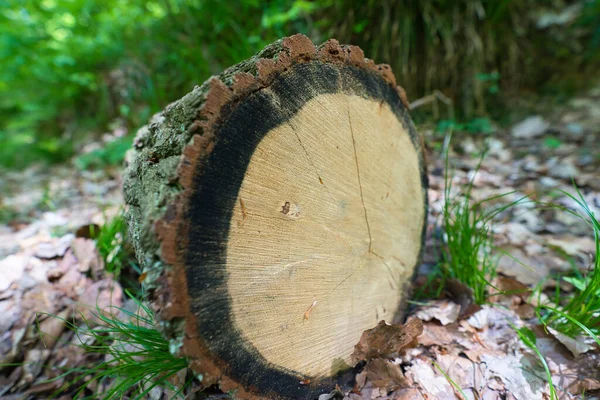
[0,88,600,399]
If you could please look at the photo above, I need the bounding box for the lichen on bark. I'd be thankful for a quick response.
[123,38,289,288]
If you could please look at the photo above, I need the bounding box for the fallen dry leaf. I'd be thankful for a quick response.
[546,235,597,257]
[0,297,21,332]
[547,326,596,357]
[20,284,65,325]
[363,358,408,392]
[0,255,27,292]
[489,274,531,301]
[47,249,78,280]
[16,348,51,389]
[480,353,545,400]
[71,237,104,277]
[567,377,600,395]
[403,358,456,400]
[75,223,101,239]
[446,278,482,318]
[391,387,424,400]
[435,352,487,396]
[33,234,73,259]
[414,300,461,325]
[38,308,70,349]
[56,266,89,299]
[417,321,469,347]
[351,318,423,364]
[76,279,123,323]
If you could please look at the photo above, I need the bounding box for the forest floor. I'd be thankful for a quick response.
[1,86,600,400]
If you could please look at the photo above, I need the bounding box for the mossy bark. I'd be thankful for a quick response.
[122,34,421,399]
[123,37,288,285]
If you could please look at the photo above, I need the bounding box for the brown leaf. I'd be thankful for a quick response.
[47,250,78,280]
[567,377,600,395]
[24,378,64,396]
[17,349,51,389]
[514,303,535,319]
[364,358,409,392]
[351,318,423,364]
[38,308,70,349]
[56,267,89,299]
[355,370,367,390]
[392,388,424,400]
[71,237,104,277]
[446,278,482,319]
[418,321,470,347]
[489,274,531,306]
[0,255,27,292]
[546,235,597,257]
[20,284,65,324]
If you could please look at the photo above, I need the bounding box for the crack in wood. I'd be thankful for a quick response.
[347,108,373,253]
[238,198,247,227]
[288,122,336,204]
[371,250,399,289]
[329,107,379,295]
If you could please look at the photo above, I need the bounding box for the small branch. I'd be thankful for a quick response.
[409,90,453,110]
[409,90,455,121]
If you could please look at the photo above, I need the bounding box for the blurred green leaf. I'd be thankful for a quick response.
[0,0,316,169]
[544,137,563,149]
[75,135,133,170]
[517,326,537,346]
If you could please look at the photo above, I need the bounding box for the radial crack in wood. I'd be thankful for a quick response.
[123,34,428,399]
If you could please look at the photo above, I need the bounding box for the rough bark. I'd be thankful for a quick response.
[123,34,427,399]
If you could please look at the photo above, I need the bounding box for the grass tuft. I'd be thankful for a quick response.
[43,295,189,399]
[441,135,527,303]
[537,185,600,340]
[92,210,129,276]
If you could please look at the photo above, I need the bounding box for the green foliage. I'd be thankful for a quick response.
[75,135,134,170]
[579,0,600,58]
[0,0,317,169]
[2,1,598,169]
[441,140,526,304]
[43,295,189,399]
[318,0,600,118]
[436,117,494,135]
[476,72,501,94]
[262,1,317,29]
[539,186,600,339]
[92,211,129,276]
[0,203,19,225]
[543,137,563,150]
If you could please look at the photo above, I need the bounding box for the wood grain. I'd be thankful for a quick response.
[227,94,423,377]
[124,34,427,399]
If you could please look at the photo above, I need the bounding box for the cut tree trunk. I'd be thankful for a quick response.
[123,34,427,399]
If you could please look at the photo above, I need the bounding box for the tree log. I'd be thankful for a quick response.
[123,34,428,399]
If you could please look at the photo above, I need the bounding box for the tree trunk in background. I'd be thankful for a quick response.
[123,34,428,399]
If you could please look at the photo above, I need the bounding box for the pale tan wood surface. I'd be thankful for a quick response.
[125,34,427,398]
[227,93,425,377]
